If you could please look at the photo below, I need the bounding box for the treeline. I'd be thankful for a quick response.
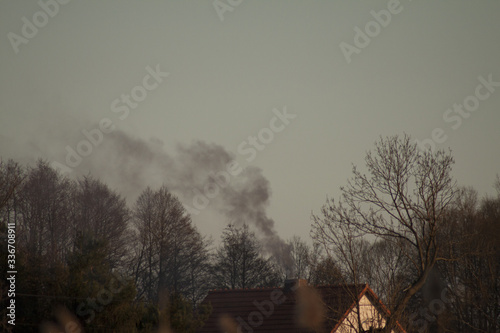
[311,135,500,333]
[0,159,339,333]
[1,133,499,333]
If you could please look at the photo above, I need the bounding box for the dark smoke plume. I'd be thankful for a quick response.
[54,129,291,265]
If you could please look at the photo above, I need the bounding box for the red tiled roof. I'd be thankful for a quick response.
[198,283,376,333]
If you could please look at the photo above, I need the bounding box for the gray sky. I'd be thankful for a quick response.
[1,1,499,242]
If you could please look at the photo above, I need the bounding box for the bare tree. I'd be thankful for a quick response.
[309,255,343,286]
[211,223,279,289]
[71,175,131,269]
[0,159,24,333]
[362,238,413,309]
[288,236,313,279]
[0,159,24,212]
[132,186,208,304]
[271,236,319,281]
[18,160,73,264]
[438,183,500,332]
[184,231,212,306]
[312,134,456,332]
[312,212,375,332]
[7,160,75,325]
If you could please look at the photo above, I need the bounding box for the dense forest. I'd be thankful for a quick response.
[0,135,499,332]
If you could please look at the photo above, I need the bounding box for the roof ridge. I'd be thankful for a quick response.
[210,283,367,291]
[208,286,278,293]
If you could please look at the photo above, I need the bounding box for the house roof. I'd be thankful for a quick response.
[198,283,399,333]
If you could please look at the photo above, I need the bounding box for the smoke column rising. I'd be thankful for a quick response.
[60,129,292,266]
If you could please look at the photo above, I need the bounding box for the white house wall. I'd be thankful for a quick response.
[335,295,387,333]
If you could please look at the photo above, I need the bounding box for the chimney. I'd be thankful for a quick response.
[283,279,307,292]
